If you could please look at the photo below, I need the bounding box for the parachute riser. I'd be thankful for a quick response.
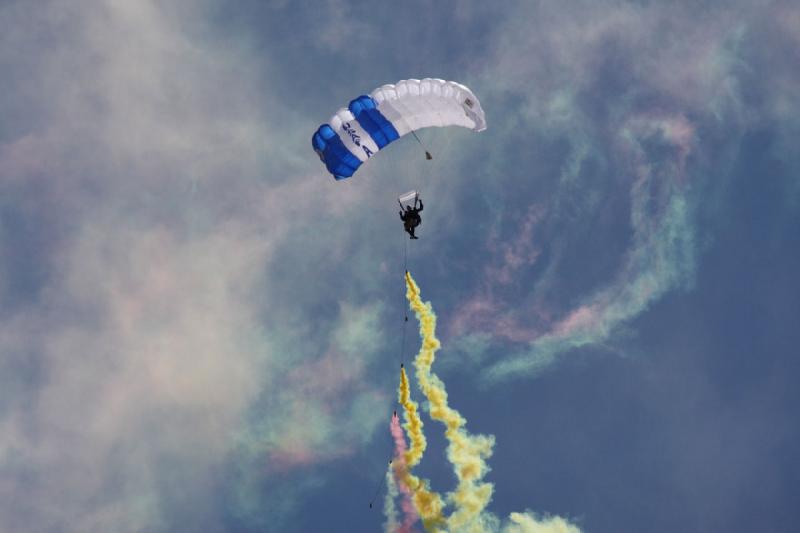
[410,130,433,160]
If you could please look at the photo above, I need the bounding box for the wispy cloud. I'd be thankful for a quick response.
[0,1,388,530]
[487,113,698,382]
[436,2,798,383]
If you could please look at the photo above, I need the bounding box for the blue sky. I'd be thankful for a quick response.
[1,1,798,532]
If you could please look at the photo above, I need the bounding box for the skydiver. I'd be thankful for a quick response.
[399,196,423,239]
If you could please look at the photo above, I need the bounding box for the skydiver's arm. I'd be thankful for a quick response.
[418,200,423,212]
[399,211,405,220]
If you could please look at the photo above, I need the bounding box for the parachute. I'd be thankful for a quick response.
[312,78,486,180]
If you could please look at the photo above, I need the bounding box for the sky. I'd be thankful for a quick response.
[1,1,799,532]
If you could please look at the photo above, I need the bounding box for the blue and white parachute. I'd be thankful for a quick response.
[312,78,486,180]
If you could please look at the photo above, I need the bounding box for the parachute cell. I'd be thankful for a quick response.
[312,78,486,180]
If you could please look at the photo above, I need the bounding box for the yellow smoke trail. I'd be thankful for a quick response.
[397,366,447,531]
[398,366,425,469]
[405,271,496,532]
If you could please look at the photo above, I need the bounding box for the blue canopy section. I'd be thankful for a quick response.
[312,96,399,180]
[311,124,361,180]
[348,95,399,149]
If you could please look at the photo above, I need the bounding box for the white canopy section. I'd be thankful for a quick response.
[371,78,487,137]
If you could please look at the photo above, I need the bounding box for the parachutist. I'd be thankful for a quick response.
[399,196,423,239]
[401,363,404,368]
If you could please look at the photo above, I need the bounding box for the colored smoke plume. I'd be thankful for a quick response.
[390,411,420,532]
[390,271,582,532]
[406,271,495,531]
[398,366,446,530]
[384,462,400,533]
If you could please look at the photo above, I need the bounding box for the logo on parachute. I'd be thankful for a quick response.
[342,122,374,158]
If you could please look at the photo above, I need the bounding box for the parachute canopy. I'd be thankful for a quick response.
[312,78,486,180]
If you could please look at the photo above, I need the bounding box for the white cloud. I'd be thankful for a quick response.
[0,1,387,530]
